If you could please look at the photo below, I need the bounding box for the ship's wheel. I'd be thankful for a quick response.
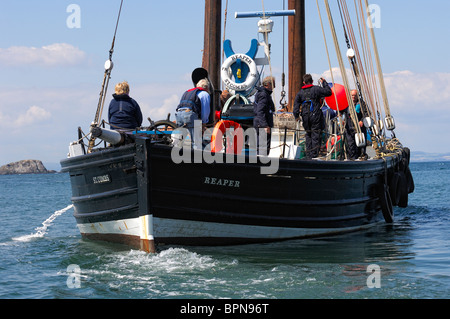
[145,120,177,144]
[148,120,177,132]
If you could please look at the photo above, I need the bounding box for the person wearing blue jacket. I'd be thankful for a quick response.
[253,76,276,156]
[108,81,143,131]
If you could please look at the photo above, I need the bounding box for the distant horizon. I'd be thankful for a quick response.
[3,149,450,173]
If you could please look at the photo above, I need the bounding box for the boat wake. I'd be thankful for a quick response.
[12,204,73,242]
[75,247,240,298]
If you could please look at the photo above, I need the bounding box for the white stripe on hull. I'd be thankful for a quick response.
[77,217,142,237]
[77,215,155,252]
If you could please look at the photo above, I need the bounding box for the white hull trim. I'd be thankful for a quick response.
[78,214,155,253]
[77,215,378,249]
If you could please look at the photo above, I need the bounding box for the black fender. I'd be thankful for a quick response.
[397,170,409,208]
[389,172,401,206]
[379,184,394,223]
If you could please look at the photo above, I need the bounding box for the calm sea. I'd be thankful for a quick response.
[0,161,449,301]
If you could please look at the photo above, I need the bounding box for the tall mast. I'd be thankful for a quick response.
[288,0,306,112]
[203,0,222,119]
[202,0,304,113]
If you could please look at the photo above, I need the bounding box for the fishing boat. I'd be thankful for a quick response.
[61,0,415,253]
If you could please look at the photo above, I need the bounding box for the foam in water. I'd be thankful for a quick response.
[12,204,73,242]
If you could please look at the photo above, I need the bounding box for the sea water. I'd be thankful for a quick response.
[0,162,449,299]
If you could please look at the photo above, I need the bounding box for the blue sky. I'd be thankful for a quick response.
[0,0,449,169]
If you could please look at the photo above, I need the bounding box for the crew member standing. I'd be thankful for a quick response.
[253,76,276,156]
[293,74,332,159]
[175,78,211,148]
[345,89,367,159]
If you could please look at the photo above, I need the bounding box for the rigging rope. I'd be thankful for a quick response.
[355,0,382,123]
[363,0,392,119]
[322,0,361,137]
[222,0,229,91]
[88,0,124,153]
[260,0,276,103]
[350,0,378,121]
[337,0,370,120]
[279,0,287,108]
[341,0,389,153]
[315,0,345,145]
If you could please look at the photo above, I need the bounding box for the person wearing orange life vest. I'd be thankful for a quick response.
[175,79,211,148]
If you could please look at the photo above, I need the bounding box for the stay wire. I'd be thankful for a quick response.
[88,0,124,153]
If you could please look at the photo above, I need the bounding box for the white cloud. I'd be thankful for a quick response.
[314,68,450,116]
[153,94,180,120]
[319,67,355,85]
[384,70,450,110]
[133,82,189,125]
[0,43,86,67]
[14,106,52,126]
[309,68,450,153]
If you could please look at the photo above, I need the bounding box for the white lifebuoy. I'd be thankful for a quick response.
[221,54,258,92]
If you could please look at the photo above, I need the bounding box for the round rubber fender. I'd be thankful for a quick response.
[389,172,401,206]
[399,155,407,173]
[379,184,394,223]
[405,166,415,193]
[397,171,409,208]
[403,147,411,166]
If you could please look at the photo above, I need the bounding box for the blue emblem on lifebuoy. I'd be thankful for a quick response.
[223,39,258,84]
[221,39,259,95]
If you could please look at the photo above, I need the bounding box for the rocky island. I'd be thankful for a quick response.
[0,160,56,175]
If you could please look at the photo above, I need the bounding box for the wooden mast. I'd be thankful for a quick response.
[202,0,304,113]
[288,0,306,112]
[202,0,222,120]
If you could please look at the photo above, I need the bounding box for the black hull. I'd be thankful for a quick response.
[61,136,412,250]
[62,144,138,224]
